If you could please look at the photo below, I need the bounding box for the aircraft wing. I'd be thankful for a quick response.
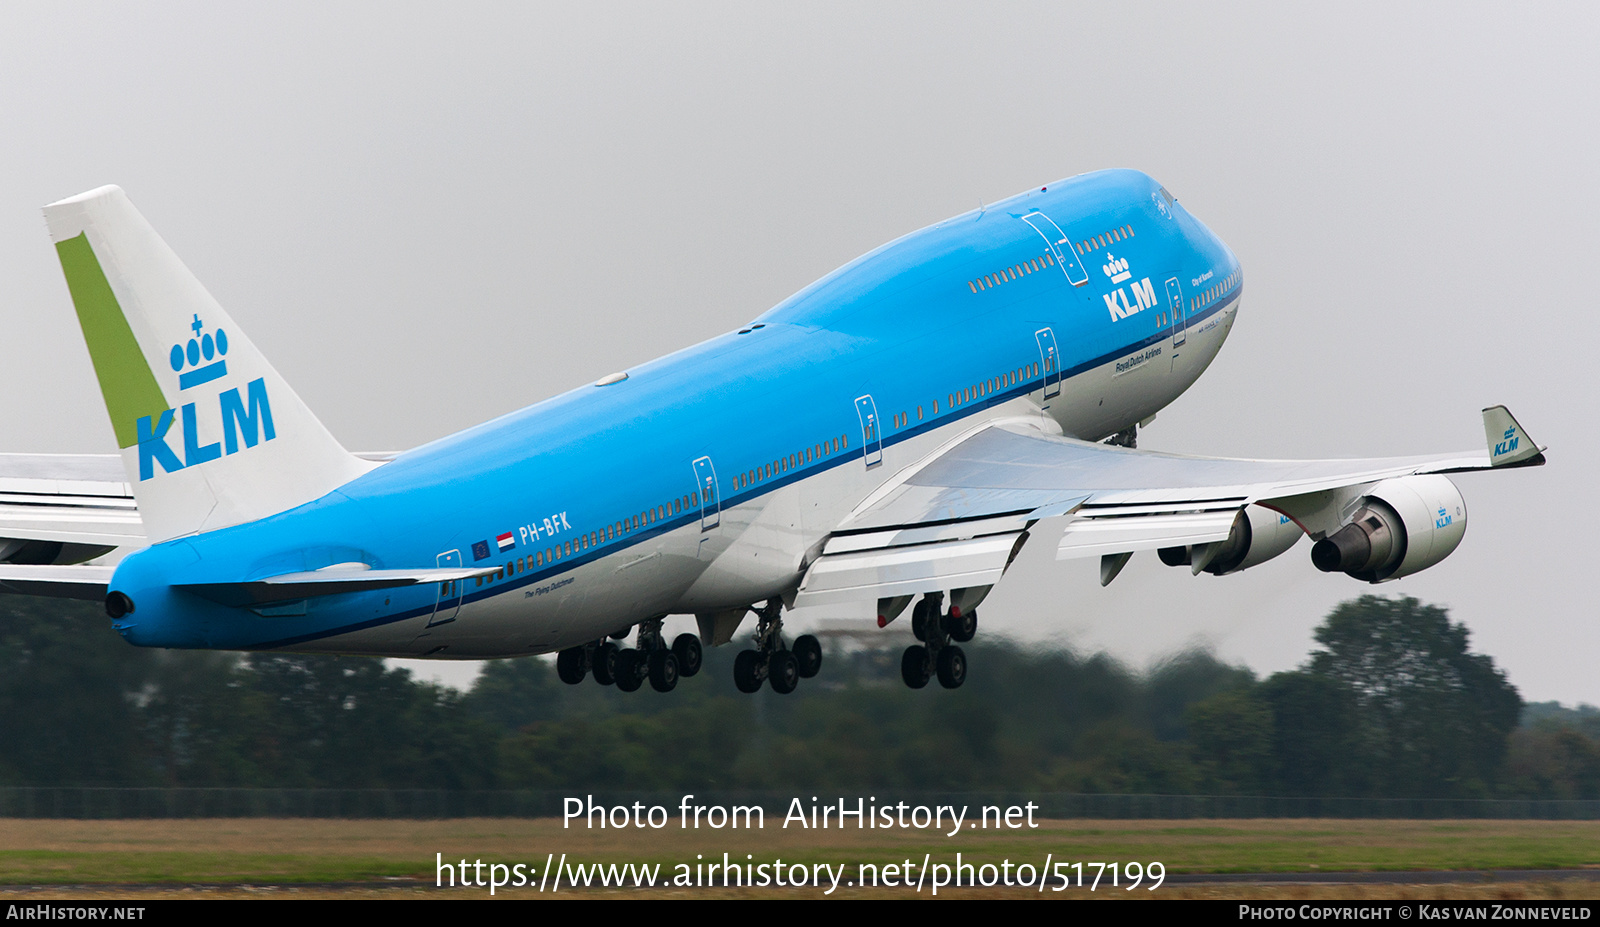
[0,453,406,602]
[180,565,502,607]
[793,405,1543,608]
[0,453,144,554]
[0,453,140,600]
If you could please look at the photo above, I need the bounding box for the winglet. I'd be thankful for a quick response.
[1482,405,1545,468]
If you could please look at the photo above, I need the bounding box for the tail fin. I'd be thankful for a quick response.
[43,185,372,543]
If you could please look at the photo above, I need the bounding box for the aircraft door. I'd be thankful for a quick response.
[1034,328,1061,400]
[1019,212,1089,285]
[1166,277,1187,348]
[428,549,462,627]
[692,456,720,531]
[855,395,883,468]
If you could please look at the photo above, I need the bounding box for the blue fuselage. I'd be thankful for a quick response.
[108,169,1243,657]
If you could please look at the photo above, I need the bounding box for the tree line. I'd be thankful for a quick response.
[1,593,1594,799]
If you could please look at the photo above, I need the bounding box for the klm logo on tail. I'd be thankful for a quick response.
[1493,426,1519,460]
[135,315,275,481]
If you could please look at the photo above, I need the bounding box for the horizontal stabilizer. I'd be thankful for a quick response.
[180,565,499,608]
[0,564,114,600]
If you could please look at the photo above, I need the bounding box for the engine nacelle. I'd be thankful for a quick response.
[1207,505,1304,575]
[1156,505,1303,575]
[1310,475,1467,582]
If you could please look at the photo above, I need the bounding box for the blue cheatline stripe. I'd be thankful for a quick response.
[249,290,1242,650]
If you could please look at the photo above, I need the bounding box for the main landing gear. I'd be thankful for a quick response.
[901,591,971,690]
[732,599,822,695]
[555,617,703,693]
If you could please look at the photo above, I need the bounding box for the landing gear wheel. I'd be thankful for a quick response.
[792,634,822,679]
[901,646,931,689]
[942,608,977,643]
[911,600,930,642]
[648,650,679,692]
[615,649,644,692]
[671,633,703,678]
[768,650,799,694]
[733,650,764,694]
[592,641,620,686]
[936,645,967,689]
[556,647,587,685]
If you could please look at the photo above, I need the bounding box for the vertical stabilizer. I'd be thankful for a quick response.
[43,186,373,543]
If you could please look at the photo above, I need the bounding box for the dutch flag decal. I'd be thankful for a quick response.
[497,532,515,553]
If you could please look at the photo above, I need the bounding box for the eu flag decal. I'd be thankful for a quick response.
[471,540,490,561]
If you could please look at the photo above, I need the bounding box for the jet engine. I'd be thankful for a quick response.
[1157,504,1303,575]
[1310,475,1467,582]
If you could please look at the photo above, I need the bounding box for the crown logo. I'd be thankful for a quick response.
[1151,191,1171,218]
[1102,254,1131,284]
[1503,427,1516,441]
[169,313,230,390]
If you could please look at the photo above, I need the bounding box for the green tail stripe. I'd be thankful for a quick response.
[54,234,169,449]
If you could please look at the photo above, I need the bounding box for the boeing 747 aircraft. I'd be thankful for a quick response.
[0,170,1543,694]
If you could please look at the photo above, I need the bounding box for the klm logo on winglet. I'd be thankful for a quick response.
[135,313,275,481]
[1493,426,1519,460]
[1101,253,1156,321]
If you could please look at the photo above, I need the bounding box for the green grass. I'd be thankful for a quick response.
[1,818,1598,886]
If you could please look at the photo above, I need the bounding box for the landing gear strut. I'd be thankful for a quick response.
[555,619,703,693]
[902,592,969,689]
[732,599,822,695]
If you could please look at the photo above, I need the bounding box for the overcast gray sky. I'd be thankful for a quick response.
[1,3,1593,701]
